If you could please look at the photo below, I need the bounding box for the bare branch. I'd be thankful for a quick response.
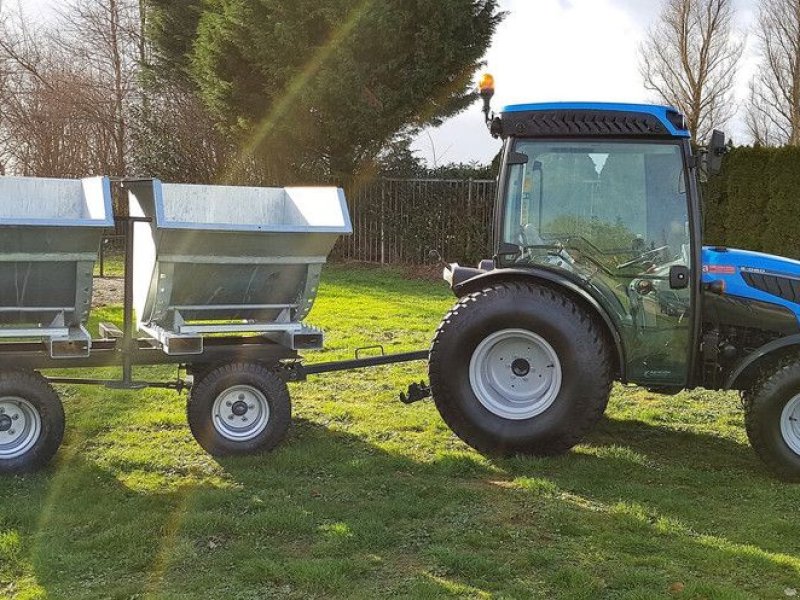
[0,0,142,176]
[640,0,744,144]
[746,0,800,146]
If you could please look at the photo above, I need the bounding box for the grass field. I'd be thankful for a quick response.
[1,265,799,599]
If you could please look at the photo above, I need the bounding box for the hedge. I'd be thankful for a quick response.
[704,147,800,258]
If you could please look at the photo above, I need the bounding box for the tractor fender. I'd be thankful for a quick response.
[453,268,626,382]
[724,333,800,390]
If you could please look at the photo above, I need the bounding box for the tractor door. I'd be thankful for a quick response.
[497,139,695,387]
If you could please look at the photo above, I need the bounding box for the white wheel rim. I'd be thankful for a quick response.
[781,394,800,456]
[211,385,270,442]
[0,396,42,459]
[469,328,562,420]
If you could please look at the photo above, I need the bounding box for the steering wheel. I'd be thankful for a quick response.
[617,245,670,270]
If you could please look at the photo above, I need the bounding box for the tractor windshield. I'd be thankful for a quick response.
[499,140,689,276]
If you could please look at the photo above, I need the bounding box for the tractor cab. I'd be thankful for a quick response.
[448,101,701,389]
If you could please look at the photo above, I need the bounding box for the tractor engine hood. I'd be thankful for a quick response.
[703,246,800,320]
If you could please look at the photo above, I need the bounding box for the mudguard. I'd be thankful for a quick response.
[724,334,800,390]
[452,267,627,382]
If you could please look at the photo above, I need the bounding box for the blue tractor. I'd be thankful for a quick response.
[427,78,800,481]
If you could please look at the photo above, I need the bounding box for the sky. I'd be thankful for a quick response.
[15,0,760,166]
[409,0,760,166]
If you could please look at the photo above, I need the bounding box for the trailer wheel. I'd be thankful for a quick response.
[743,358,800,482]
[429,281,613,456]
[187,362,291,457]
[0,370,64,474]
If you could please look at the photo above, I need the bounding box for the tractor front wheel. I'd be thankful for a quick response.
[429,281,613,456]
[743,359,800,482]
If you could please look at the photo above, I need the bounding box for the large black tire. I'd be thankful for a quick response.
[187,362,291,457]
[429,281,613,456]
[0,370,64,474]
[743,358,800,482]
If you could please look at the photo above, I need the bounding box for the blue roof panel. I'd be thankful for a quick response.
[501,102,690,138]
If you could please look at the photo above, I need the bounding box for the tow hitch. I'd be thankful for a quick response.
[400,381,432,404]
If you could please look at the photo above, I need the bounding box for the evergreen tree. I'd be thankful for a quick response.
[147,0,503,183]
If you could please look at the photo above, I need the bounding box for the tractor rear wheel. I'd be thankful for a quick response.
[743,358,800,482]
[429,281,613,456]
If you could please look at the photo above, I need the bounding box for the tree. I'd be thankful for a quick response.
[129,81,235,183]
[55,0,142,176]
[145,0,203,82]
[640,0,744,144]
[747,0,800,146]
[375,136,426,178]
[0,0,141,177]
[148,0,503,183]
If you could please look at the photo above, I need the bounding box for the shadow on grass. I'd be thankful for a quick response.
[3,415,800,598]
[500,415,800,555]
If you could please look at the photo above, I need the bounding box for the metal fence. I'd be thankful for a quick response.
[334,178,497,265]
[97,177,498,273]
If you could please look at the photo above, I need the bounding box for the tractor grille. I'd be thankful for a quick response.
[499,110,671,138]
[741,269,800,303]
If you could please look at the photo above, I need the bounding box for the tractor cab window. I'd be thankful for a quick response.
[500,140,689,274]
[500,139,693,386]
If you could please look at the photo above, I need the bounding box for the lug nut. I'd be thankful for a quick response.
[226,401,232,407]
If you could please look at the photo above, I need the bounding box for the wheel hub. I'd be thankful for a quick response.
[511,358,531,377]
[0,397,42,460]
[212,385,270,442]
[469,328,562,420]
[781,394,800,456]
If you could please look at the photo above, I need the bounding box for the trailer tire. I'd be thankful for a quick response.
[429,281,613,456]
[743,358,800,482]
[0,370,64,474]
[187,362,291,457]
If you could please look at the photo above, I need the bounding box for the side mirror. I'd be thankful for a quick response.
[506,151,529,166]
[708,130,726,175]
[669,265,690,290]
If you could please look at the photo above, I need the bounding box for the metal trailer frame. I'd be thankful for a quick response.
[0,179,428,473]
[0,186,427,389]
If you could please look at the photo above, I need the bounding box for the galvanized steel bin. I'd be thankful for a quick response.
[125,180,352,354]
[0,176,113,355]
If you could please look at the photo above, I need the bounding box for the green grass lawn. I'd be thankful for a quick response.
[1,265,799,599]
[94,249,124,278]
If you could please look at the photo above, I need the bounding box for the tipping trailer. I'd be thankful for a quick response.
[0,177,425,473]
[423,75,800,481]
